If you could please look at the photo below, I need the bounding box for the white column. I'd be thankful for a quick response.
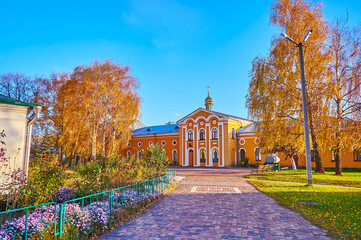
[207,124,212,166]
[220,123,225,167]
[195,125,199,166]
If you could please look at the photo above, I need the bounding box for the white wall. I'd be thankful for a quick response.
[0,104,28,185]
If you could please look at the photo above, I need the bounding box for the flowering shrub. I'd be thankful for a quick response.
[0,204,58,239]
[0,191,162,239]
[53,187,74,203]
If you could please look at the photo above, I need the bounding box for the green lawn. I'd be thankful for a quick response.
[249,180,361,240]
[245,169,361,187]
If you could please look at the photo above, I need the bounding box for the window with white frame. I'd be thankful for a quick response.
[137,150,142,159]
[188,130,194,141]
[255,148,261,161]
[199,129,205,140]
[354,149,361,161]
[172,150,177,162]
[200,149,206,162]
[330,147,337,162]
[240,149,246,162]
[211,128,218,140]
[212,149,219,162]
[231,128,236,139]
[127,151,131,158]
[311,149,316,162]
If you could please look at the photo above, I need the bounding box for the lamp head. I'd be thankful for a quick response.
[280,33,296,45]
[302,29,313,43]
[33,106,42,114]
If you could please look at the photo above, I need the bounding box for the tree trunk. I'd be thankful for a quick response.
[92,133,97,161]
[102,133,106,160]
[290,156,297,170]
[335,147,342,175]
[308,108,324,173]
[334,98,343,175]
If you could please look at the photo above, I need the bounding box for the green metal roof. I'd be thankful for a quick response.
[0,94,38,107]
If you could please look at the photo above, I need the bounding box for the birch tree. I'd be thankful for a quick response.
[53,60,140,161]
[324,17,361,175]
[247,0,330,173]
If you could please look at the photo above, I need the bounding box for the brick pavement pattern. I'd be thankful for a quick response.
[98,167,330,240]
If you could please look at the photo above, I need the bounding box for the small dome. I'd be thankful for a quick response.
[205,88,213,110]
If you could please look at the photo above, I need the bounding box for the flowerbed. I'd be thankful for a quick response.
[1,145,169,211]
[0,183,167,239]
[0,143,175,239]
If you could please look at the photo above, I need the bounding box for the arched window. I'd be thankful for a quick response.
[200,149,206,162]
[199,129,205,140]
[127,151,131,158]
[240,149,246,162]
[231,128,236,139]
[255,148,261,161]
[188,130,193,141]
[212,149,219,162]
[137,150,142,159]
[354,149,361,161]
[211,128,218,140]
[149,141,153,146]
[172,150,177,162]
[311,149,316,162]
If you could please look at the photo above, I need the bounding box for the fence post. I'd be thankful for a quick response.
[59,203,64,236]
[168,174,171,185]
[161,177,164,192]
[152,179,155,194]
[109,191,114,215]
[137,183,140,199]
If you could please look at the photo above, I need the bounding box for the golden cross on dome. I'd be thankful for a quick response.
[207,85,210,96]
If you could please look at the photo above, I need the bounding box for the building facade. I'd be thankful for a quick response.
[0,94,41,187]
[126,94,361,168]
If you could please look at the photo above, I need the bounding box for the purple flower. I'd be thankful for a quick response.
[54,187,74,203]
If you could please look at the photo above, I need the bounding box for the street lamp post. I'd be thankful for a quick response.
[281,30,313,185]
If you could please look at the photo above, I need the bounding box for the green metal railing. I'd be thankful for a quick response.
[0,201,62,239]
[0,170,176,239]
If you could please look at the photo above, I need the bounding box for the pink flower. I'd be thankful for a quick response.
[43,170,47,174]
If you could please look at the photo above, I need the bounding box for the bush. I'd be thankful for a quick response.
[53,187,74,203]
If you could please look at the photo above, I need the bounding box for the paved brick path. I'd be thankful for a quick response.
[98,167,330,240]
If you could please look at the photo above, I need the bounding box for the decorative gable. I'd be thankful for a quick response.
[177,108,226,125]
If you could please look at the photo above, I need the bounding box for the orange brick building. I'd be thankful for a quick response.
[127,92,361,168]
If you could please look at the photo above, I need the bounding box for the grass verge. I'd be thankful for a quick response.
[248,179,361,239]
[245,169,361,187]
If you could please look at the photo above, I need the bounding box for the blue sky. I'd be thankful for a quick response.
[0,0,360,126]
